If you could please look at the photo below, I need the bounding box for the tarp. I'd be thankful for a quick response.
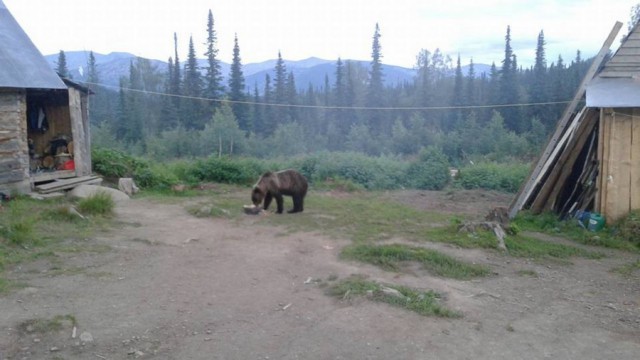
[0,0,67,89]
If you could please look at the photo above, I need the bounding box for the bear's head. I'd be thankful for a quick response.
[251,187,264,206]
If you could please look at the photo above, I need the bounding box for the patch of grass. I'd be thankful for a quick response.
[18,314,76,334]
[513,211,638,252]
[77,192,114,216]
[341,243,490,280]
[505,235,604,260]
[326,275,460,318]
[611,260,640,277]
[265,193,451,242]
[0,196,115,294]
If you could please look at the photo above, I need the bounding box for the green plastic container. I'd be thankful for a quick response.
[587,213,605,232]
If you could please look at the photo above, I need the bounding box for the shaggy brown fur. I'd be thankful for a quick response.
[251,169,308,214]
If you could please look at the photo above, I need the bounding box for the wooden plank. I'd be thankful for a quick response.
[595,109,605,211]
[631,109,640,210]
[528,109,589,212]
[35,175,100,191]
[508,21,622,219]
[537,110,598,212]
[600,109,612,215]
[618,111,633,218]
[604,111,633,223]
[38,177,102,194]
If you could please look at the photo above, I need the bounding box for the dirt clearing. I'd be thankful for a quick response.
[1,190,639,359]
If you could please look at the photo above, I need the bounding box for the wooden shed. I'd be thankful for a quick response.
[510,21,640,225]
[0,0,92,194]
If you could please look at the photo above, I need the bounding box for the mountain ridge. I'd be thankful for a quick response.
[44,51,491,93]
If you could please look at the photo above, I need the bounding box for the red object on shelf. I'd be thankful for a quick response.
[62,159,75,170]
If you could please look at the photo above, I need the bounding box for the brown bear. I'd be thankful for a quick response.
[251,169,308,214]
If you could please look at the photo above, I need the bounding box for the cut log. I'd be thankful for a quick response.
[458,221,508,252]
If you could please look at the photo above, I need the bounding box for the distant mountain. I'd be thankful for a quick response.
[44,51,489,93]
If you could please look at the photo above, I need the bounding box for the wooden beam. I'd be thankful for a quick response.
[632,108,640,210]
[508,21,622,219]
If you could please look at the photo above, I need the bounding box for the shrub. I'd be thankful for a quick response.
[457,162,529,193]
[405,147,450,190]
[614,210,640,247]
[188,156,266,185]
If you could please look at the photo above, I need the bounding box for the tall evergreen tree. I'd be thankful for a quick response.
[262,73,274,136]
[286,71,298,122]
[55,50,69,78]
[498,26,523,133]
[183,36,204,129]
[160,57,179,131]
[87,51,98,85]
[366,23,386,135]
[464,58,477,121]
[204,10,224,110]
[530,30,551,127]
[273,52,289,124]
[228,34,249,131]
[448,54,464,131]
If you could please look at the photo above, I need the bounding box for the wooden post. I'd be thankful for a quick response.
[508,21,622,219]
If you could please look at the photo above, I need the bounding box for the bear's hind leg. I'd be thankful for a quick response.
[289,195,304,213]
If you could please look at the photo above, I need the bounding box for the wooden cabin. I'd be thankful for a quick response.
[510,22,640,225]
[0,1,91,194]
[586,25,640,223]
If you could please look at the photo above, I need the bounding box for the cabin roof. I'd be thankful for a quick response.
[0,0,67,90]
[587,22,640,107]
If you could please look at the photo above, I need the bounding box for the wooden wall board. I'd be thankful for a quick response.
[631,109,640,210]
[604,111,633,223]
[600,110,612,215]
[595,109,605,211]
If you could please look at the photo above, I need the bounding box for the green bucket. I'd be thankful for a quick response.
[587,213,605,232]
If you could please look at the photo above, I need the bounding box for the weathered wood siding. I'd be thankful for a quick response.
[69,87,91,176]
[597,108,640,223]
[0,90,30,192]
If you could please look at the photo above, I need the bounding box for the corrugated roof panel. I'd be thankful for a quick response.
[0,0,66,89]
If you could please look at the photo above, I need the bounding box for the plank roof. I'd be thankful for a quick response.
[586,22,640,108]
[0,0,66,89]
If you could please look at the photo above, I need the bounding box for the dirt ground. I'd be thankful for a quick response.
[1,189,639,360]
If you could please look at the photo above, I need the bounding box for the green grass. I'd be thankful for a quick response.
[76,192,114,216]
[190,188,614,262]
[326,275,460,317]
[513,211,639,252]
[341,244,490,280]
[0,196,115,294]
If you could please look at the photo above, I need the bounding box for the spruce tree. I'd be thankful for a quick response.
[498,26,522,133]
[449,54,464,131]
[228,34,249,132]
[530,30,551,128]
[87,51,98,85]
[366,23,386,135]
[273,52,288,123]
[464,58,477,121]
[204,10,224,109]
[262,73,273,136]
[55,50,69,78]
[183,36,204,129]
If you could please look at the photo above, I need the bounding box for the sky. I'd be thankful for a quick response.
[3,0,638,68]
